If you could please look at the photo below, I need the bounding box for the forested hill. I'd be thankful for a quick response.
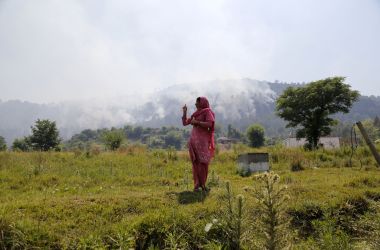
[0,80,379,144]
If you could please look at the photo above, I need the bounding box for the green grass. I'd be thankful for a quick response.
[1,145,380,248]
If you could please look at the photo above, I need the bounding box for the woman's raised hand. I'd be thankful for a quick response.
[182,104,187,113]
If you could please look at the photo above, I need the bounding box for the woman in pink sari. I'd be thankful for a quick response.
[182,97,215,192]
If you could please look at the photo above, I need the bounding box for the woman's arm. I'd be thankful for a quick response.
[182,116,192,126]
[191,120,212,128]
[191,109,214,128]
[182,104,191,126]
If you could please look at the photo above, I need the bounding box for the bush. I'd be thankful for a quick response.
[119,144,147,155]
[0,136,7,151]
[246,124,265,148]
[346,177,380,188]
[312,219,354,250]
[288,202,325,238]
[355,208,380,249]
[365,191,380,201]
[236,164,251,177]
[0,218,13,249]
[102,130,124,151]
[167,147,178,161]
[90,143,102,156]
[12,137,31,152]
[290,159,304,172]
[332,196,370,236]
[131,211,203,249]
[29,119,61,151]
[0,218,61,249]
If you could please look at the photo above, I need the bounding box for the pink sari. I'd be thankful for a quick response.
[182,97,215,189]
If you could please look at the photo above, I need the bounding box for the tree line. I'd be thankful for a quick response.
[0,119,268,152]
[1,77,378,152]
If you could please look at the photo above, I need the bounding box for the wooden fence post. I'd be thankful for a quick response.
[356,121,380,167]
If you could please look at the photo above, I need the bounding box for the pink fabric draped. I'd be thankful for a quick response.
[182,97,215,189]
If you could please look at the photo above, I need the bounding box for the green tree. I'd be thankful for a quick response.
[276,77,359,149]
[148,136,165,148]
[227,124,245,140]
[374,116,380,128]
[12,137,31,151]
[246,124,265,148]
[0,136,7,151]
[102,130,124,150]
[164,131,182,149]
[29,119,61,151]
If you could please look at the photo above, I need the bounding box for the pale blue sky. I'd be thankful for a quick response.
[0,0,379,102]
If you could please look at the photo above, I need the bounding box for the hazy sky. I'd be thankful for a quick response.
[1,0,379,103]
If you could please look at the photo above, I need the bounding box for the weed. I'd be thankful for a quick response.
[251,172,292,249]
[207,170,220,188]
[205,181,246,249]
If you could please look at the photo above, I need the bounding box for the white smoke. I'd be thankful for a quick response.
[0,78,278,142]
[52,79,276,136]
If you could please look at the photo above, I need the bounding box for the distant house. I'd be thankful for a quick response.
[283,137,340,149]
[216,137,239,150]
[217,137,239,144]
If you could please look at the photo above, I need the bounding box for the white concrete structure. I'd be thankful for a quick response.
[283,137,340,149]
[237,153,270,173]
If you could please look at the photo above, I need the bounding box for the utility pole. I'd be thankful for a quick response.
[356,121,380,167]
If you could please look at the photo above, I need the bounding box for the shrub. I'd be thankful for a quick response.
[312,219,354,250]
[12,137,31,152]
[236,164,251,177]
[167,147,178,161]
[332,196,370,236]
[317,152,333,162]
[290,159,304,172]
[131,211,203,249]
[346,177,380,188]
[29,119,61,151]
[0,218,61,249]
[125,144,147,155]
[207,170,220,188]
[102,130,124,151]
[90,143,102,156]
[365,191,380,201]
[246,124,265,148]
[271,153,279,164]
[357,147,371,158]
[355,207,380,249]
[0,218,13,249]
[0,136,7,151]
[288,202,325,238]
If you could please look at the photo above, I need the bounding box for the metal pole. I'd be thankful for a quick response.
[356,121,380,167]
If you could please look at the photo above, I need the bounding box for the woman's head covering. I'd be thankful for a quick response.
[197,97,210,109]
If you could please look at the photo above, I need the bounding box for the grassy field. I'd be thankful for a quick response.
[1,145,380,249]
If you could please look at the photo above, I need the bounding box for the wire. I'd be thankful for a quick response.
[350,124,363,169]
